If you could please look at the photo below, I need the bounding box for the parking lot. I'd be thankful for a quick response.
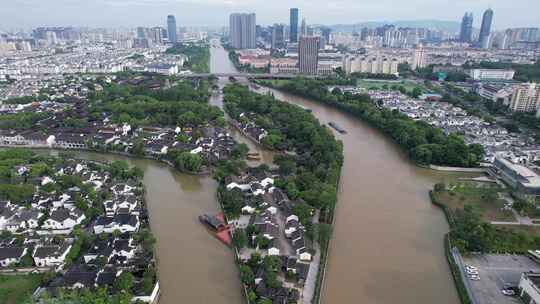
[462,254,540,304]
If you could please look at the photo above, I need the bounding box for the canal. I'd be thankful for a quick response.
[46,149,244,304]
[209,39,466,304]
[38,41,471,304]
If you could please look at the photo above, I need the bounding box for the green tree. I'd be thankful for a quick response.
[142,266,156,294]
[232,143,249,159]
[132,140,145,156]
[239,264,255,285]
[114,272,134,292]
[257,298,273,304]
[174,152,203,172]
[411,87,423,98]
[434,183,446,192]
[233,229,248,249]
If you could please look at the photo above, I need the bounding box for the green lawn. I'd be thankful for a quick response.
[434,182,515,222]
[0,274,42,304]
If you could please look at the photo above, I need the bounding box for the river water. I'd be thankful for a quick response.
[38,42,471,304]
[48,150,244,304]
[208,40,467,304]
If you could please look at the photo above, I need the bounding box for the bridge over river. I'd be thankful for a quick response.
[177,72,319,79]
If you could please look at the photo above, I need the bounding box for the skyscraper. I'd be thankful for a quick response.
[478,8,494,48]
[167,15,177,43]
[459,12,473,43]
[411,44,426,70]
[289,8,299,43]
[229,13,256,49]
[137,27,146,39]
[271,24,285,49]
[299,36,320,75]
[510,83,540,113]
[321,27,332,48]
[151,27,165,44]
[300,19,307,37]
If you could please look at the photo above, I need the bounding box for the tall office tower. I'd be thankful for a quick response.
[229,13,256,49]
[411,44,426,70]
[459,12,474,43]
[167,15,177,43]
[510,83,540,113]
[499,33,510,49]
[524,28,539,42]
[478,8,494,48]
[321,27,332,48]
[300,19,307,37]
[45,31,58,45]
[299,36,320,75]
[151,27,165,44]
[360,27,369,41]
[289,8,299,43]
[136,27,147,39]
[271,24,285,49]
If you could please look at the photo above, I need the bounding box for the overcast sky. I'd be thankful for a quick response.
[1,0,539,30]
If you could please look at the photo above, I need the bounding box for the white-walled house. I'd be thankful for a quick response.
[2,209,43,233]
[33,244,72,267]
[226,181,251,191]
[260,177,274,188]
[0,247,27,267]
[299,251,312,261]
[93,214,140,234]
[112,238,136,260]
[42,208,85,231]
[242,205,256,214]
[103,196,139,216]
[268,247,280,256]
[110,184,135,196]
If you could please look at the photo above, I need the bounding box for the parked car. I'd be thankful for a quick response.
[469,275,480,281]
[502,289,515,296]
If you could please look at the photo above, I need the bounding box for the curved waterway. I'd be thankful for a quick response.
[255,87,466,304]
[41,150,243,304]
[30,42,475,304]
[208,39,471,304]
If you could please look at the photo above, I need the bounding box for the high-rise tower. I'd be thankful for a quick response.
[229,13,256,49]
[459,12,473,43]
[478,9,494,48]
[299,36,320,75]
[289,8,299,43]
[167,15,177,43]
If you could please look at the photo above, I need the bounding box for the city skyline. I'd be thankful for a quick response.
[1,0,539,30]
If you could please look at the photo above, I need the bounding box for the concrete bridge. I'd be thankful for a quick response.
[177,73,319,79]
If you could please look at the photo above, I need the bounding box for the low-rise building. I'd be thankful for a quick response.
[493,157,540,200]
[33,244,72,267]
[0,247,27,267]
[518,272,540,304]
[469,68,515,81]
[476,83,515,105]
[269,58,298,75]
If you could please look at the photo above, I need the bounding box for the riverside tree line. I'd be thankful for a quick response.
[263,78,485,168]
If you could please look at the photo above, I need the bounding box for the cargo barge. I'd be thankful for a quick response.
[328,122,347,134]
[199,213,232,246]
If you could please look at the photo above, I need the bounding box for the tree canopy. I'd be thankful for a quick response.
[265,78,484,167]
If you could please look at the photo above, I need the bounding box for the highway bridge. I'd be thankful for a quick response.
[176,73,319,79]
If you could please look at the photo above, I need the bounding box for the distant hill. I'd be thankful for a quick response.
[328,20,461,33]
